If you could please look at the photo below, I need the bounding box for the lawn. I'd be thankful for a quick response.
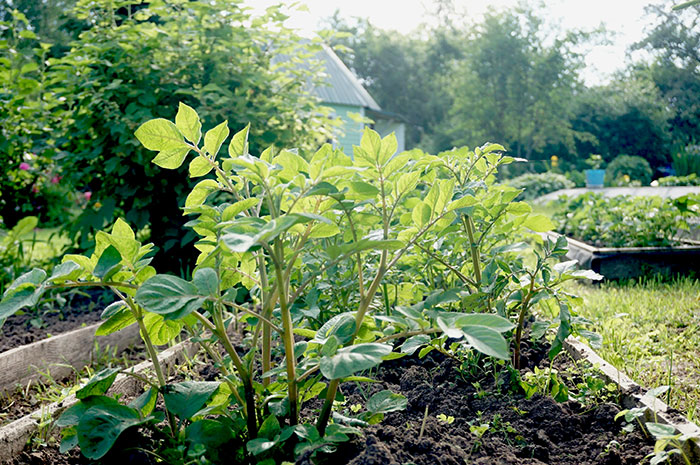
[569,278,700,420]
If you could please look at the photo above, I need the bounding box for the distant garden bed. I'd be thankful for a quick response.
[547,193,700,279]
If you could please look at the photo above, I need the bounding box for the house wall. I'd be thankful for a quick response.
[374,119,406,154]
[327,103,365,157]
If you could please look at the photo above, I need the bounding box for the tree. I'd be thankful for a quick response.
[570,73,672,171]
[445,7,585,161]
[633,3,700,145]
[326,12,461,151]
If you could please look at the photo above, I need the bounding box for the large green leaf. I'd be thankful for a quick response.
[136,275,207,320]
[455,314,515,332]
[135,118,186,152]
[76,368,120,399]
[93,245,122,280]
[77,404,151,460]
[175,102,202,145]
[204,121,229,157]
[523,214,555,232]
[162,381,220,419]
[461,325,510,360]
[143,312,183,345]
[320,343,392,380]
[152,146,191,170]
[96,306,136,336]
[0,269,47,321]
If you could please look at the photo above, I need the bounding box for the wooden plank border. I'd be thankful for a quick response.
[564,337,700,462]
[0,322,142,394]
[0,339,198,463]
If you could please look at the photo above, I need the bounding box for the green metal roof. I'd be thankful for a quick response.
[311,45,381,111]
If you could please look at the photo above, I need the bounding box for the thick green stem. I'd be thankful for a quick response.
[213,309,258,438]
[132,306,177,437]
[464,216,481,284]
[274,240,298,425]
[317,379,339,436]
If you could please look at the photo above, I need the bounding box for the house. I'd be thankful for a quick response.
[310,45,406,156]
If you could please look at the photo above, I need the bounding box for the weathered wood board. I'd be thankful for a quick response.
[0,322,141,394]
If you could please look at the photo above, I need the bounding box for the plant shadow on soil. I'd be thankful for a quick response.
[5,341,654,465]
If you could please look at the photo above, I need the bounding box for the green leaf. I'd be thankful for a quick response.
[461,325,510,360]
[186,419,236,450]
[320,343,392,380]
[645,422,676,439]
[136,118,186,152]
[162,381,219,419]
[185,179,219,208]
[193,267,218,297]
[359,129,382,163]
[523,214,555,232]
[0,269,47,321]
[204,121,229,157]
[175,102,202,145]
[136,275,207,320]
[247,438,277,456]
[507,202,532,216]
[48,260,81,282]
[400,335,430,354]
[10,216,38,237]
[129,387,158,416]
[143,312,183,345]
[152,146,191,170]
[76,368,120,399]
[93,245,122,280]
[189,156,213,177]
[412,202,431,227]
[228,124,250,158]
[447,195,478,211]
[222,198,259,221]
[77,404,149,460]
[96,307,135,336]
[456,314,515,332]
[313,313,356,345]
[366,390,407,414]
[348,181,379,199]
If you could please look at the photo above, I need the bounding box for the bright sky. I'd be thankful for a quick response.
[245,0,667,86]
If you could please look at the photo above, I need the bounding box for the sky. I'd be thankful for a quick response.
[244,0,664,86]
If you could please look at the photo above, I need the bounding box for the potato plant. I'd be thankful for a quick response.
[0,103,599,463]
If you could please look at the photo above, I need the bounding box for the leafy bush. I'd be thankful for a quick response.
[0,105,599,462]
[507,172,575,200]
[604,155,653,186]
[552,193,699,247]
[7,1,335,271]
[656,174,700,186]
[672,143,700,176]
[0,11,69,226]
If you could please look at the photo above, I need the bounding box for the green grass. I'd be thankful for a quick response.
[16,227,73,264]
[569,277,700,420]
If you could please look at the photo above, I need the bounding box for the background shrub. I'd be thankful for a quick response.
[656,174,700,186]
[507,172,575,200]
[604,155,653,186]
[672,144,700,176]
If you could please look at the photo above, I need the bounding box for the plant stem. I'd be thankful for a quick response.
[273,239,298,425]
[317,378,339,436]
[463,215,481,284]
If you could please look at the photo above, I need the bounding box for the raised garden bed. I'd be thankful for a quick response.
[1,336,698,465]
[544,231,700,280]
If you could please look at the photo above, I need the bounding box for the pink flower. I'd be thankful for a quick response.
[84,191,92,201]
[19,162,30,171]
[50,175,61,184]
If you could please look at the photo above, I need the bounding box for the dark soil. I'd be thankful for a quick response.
[0,289,114,353]
[307,348,654,465]
[4,342,656,465]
